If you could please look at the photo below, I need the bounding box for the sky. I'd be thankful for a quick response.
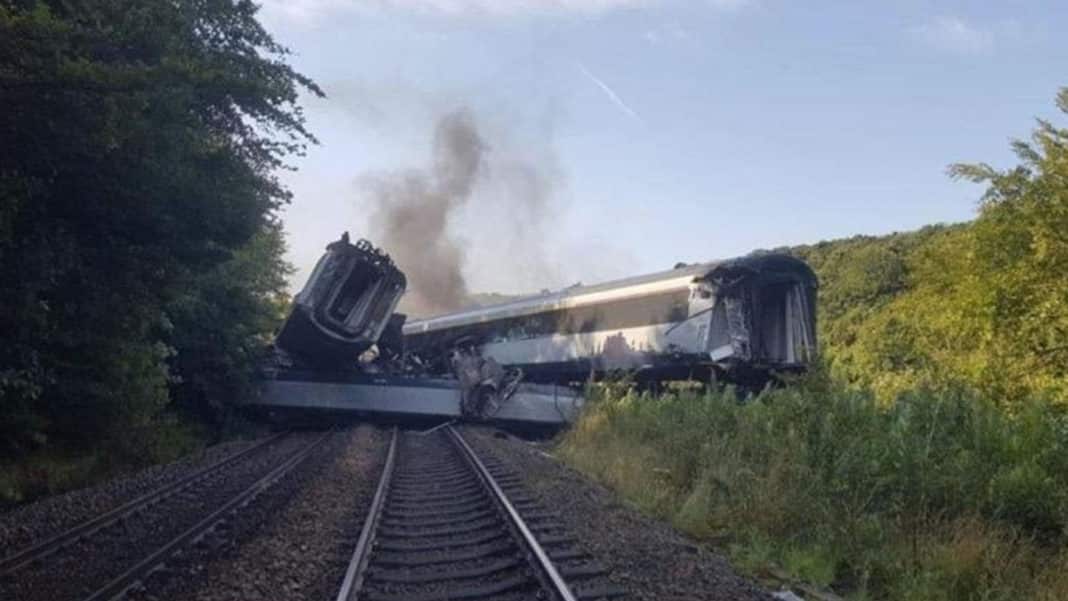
[255,0,1068,295]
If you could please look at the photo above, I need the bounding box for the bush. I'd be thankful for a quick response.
[0,0,312,488]
[557,372,1068,600]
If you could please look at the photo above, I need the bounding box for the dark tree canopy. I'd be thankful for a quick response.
[0,0,320,458]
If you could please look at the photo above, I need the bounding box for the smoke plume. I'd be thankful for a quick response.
[360,107,569,317]
[363,110,484,316]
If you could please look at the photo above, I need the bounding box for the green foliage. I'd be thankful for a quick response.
[166,220,292,428]
[785,226,957,395]
[0,0,315,490]
[776,88,1068,404]
[948,96,1068,400]
[558,375,1068,600]
[0,449,106,508]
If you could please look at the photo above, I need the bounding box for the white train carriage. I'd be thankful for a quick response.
[402,254,818,383]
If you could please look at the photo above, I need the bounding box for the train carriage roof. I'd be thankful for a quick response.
[402,253,816,335]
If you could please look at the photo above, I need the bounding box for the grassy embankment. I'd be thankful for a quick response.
[557,374,1068,600]
[0,419,205,508]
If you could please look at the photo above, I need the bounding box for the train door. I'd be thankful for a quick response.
[751,279,814,364]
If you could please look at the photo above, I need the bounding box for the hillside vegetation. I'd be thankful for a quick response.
[782,96,1068,403]
[559,89,1068,601]
[786,220,1065,405]
[0,1,314,504]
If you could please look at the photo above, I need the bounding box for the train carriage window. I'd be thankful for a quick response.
[328,261,381,323]
[359,276,401,337]
[296,253,330,305]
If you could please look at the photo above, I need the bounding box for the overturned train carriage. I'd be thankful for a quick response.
[403,254,818,384]
[259,234,582,427]
[275,235,406,367]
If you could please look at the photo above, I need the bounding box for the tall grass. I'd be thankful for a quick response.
[557,371,1068,600]
[0,413,204,509]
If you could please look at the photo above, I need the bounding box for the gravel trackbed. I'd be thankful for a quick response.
[461,426,773,601]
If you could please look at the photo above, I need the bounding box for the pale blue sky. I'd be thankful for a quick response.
[258,1,1067,294]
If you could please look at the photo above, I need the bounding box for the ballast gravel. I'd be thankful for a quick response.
[0,437,261,553]
[147,425,388,601]
[461,426,774,601]
[1,433,317,601]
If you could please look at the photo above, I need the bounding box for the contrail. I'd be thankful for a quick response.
[575,62,644,124]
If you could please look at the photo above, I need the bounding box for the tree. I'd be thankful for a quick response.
[166,220,292,430]
[789,89,1068,404]
[0,0,320,456]
[949,88,1068,402]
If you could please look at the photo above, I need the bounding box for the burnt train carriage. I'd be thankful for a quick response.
[275,234,406,367]
[403,254,817,383]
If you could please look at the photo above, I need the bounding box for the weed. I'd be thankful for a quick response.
[557,374,1068,600]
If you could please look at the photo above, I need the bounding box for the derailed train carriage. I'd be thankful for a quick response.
[259,234,585,427]
[256,234,818,427]
[274,234,407,368]
[403,254,818,385]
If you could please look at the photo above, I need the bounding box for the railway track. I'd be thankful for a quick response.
[0,432,288,576]
[336,425,624,601]
[0,430,333,601]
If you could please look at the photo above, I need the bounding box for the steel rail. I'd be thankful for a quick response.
[81,429,333,601]
[0,431,289,576]
[446,425,579,601]
[336,427,578,601]
[335,427,398,601]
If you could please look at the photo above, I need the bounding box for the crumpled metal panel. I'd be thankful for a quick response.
[276,234,407,367]
[722,294,753,361]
